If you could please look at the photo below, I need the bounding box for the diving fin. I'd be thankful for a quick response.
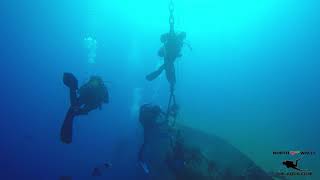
[139,161,150,174]
[146,65,165,81]
[64,73,78,106]
[63,73,78,90]
[60,108,76,144]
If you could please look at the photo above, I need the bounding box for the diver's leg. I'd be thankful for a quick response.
[69,89,78,107]
[165,63,176,87]
[146,64,166,81]
[60,107,76,144]
[63,73,79,106]
[138,142,145,162]
[138,141,150,174]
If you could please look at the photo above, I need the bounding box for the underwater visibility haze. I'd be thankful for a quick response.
[0,0,319,179]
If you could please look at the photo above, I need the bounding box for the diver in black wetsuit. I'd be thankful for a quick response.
[60,73,109,144]
[146,31,187,87]
[282,158,302,171]
[138,105,165,158]
[138,104,167,173]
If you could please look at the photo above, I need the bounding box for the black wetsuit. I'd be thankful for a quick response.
[146,32,185,87]
[60,73,109,144]
[162,32,183,86]
[138,104,164,162]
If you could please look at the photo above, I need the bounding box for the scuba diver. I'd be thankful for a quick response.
[146,0,190,88]
[138,104,167,173]
[60,73,109,144]
[137,102,181,174]
[282,158,303,171]
[146,31,187,87]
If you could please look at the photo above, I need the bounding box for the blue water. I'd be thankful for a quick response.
[0,0,319,179]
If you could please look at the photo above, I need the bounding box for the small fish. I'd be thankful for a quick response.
[104,162,112,168]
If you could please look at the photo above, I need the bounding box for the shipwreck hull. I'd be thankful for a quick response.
[140,124,273,180]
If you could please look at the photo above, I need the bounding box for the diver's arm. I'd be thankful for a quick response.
[63,72,79,106]
[69,89,78,106]
[60,107,76,144]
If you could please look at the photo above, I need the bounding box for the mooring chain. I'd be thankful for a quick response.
[165,84,178,126]
[169,0,175,33]
[165,0,178,126]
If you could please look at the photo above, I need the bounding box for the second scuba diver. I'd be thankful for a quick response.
[60,73,109,144]
[138,104,167,173]
[138,103,180,174]
[146,31,188,87]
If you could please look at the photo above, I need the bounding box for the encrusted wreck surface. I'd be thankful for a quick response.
[141,123,273,180]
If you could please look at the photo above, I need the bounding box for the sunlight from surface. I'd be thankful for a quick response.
[89,0,280,35]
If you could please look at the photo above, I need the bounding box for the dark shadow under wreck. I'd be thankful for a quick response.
[140,123,274,180]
